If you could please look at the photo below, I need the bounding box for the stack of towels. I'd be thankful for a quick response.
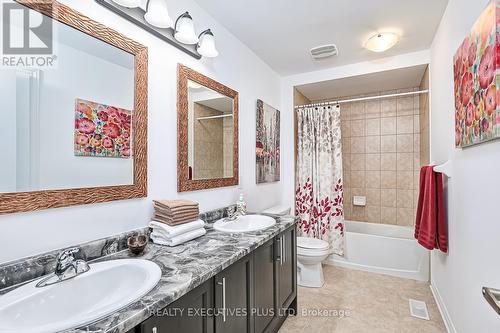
[149,199,206,246]
[153,199,200,225]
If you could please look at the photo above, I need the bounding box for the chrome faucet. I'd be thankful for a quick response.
[36,247,90,288]
[223,206,239,222]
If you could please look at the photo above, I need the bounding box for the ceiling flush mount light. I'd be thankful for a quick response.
[197,29,219,58]
[364,32,399,52]
[174,12,198,45]
[111,0,141,8]
[144,0,173,29]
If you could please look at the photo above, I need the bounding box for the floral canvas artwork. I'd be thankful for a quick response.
[256,99,280,183]
[74,99,132,158]
[454,0,500,147]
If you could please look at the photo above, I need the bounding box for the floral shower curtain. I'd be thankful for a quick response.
[295,105,344,255]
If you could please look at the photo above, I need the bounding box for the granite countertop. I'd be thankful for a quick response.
[65,215,297,333]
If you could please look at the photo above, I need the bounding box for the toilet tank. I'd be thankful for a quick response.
[261,205,291,216]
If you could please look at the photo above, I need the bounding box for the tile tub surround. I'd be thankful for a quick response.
[336,88,428,226]
[0,211,297,333]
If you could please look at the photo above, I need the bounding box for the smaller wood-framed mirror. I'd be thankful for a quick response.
[177,64,239,192]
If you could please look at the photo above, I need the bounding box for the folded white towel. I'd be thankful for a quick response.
[149,219,205,238]
[151,228,206,247]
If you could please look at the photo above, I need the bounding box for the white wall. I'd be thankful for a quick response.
[280,50,430,210]
[0,0,282,264]
[429,0,500,332]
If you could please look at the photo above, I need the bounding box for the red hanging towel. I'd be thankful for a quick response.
[414,166,448,253]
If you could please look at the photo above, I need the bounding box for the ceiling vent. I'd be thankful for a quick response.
[310,44,338,60]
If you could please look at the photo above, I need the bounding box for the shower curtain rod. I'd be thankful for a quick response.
[294,89,429,109]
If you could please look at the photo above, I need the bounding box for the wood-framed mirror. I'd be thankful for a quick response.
[0,0,148,214]
[177,64,239,192]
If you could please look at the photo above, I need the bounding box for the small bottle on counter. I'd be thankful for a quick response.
[236,193,247,215]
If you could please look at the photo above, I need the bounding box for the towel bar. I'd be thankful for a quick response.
[432,160,452,178]
[483,287,500,315]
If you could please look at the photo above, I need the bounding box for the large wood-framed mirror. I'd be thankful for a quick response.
[0,0,148,214]
[177,64,239,192]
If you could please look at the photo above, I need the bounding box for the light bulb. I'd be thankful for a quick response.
[197,29,219,57]
[144,0,173,28]
[174,12,198,45]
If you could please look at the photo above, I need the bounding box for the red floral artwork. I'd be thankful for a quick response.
[74,99,132,158]
[453,1,500,147]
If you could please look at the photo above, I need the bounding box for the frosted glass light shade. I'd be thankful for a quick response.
[364,32,399,52]
[174,12,198,45]
[111,0,141,8]
[197,30,218,57]
[144,0,173,28]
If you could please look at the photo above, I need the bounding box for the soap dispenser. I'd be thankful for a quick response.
[236,193,247,215]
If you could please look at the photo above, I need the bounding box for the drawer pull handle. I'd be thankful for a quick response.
[276,237,282,265]
[218,277,226,322]
[280,235,284,265]
[283,235,286,264]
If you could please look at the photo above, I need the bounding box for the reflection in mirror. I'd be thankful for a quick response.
[0,4,135,193]
[187,80,234,180]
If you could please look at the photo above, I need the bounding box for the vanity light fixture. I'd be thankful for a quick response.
[174,12,199,45]
[96,0,219,59]
[364,32,399,52]
[144,0,173,29]
[197,29,219,58]
[111,0,141,8]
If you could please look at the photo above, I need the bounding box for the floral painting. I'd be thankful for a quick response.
[74,99,132,158]
[454,0,500,147]
[256,99,280,183]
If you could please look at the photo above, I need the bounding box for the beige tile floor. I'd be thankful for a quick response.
[279,265,446,333]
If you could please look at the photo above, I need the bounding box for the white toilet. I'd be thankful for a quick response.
[296,237,330,288]
[262,205,330,288]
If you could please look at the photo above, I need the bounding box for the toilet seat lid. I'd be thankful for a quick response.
[297,237,329,250]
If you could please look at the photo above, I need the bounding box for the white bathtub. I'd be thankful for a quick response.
[327,220,429,281]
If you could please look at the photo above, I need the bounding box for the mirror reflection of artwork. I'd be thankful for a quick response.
[454,0,500,147]
[74,99,132,158]
[256,99,280,183]
[0,3,135,193]
[187,80,234,180]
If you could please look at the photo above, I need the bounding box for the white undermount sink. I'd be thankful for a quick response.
[0,259,161,333]
[213,214,276,233]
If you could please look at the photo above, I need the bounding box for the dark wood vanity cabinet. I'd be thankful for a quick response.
[214,255,253,333]
[139,279,214,333]
[253,239,277,333]
[276,227,297,312]
[136,226,296,333]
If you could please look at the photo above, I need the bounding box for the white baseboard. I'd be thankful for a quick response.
[430,283,457,333]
